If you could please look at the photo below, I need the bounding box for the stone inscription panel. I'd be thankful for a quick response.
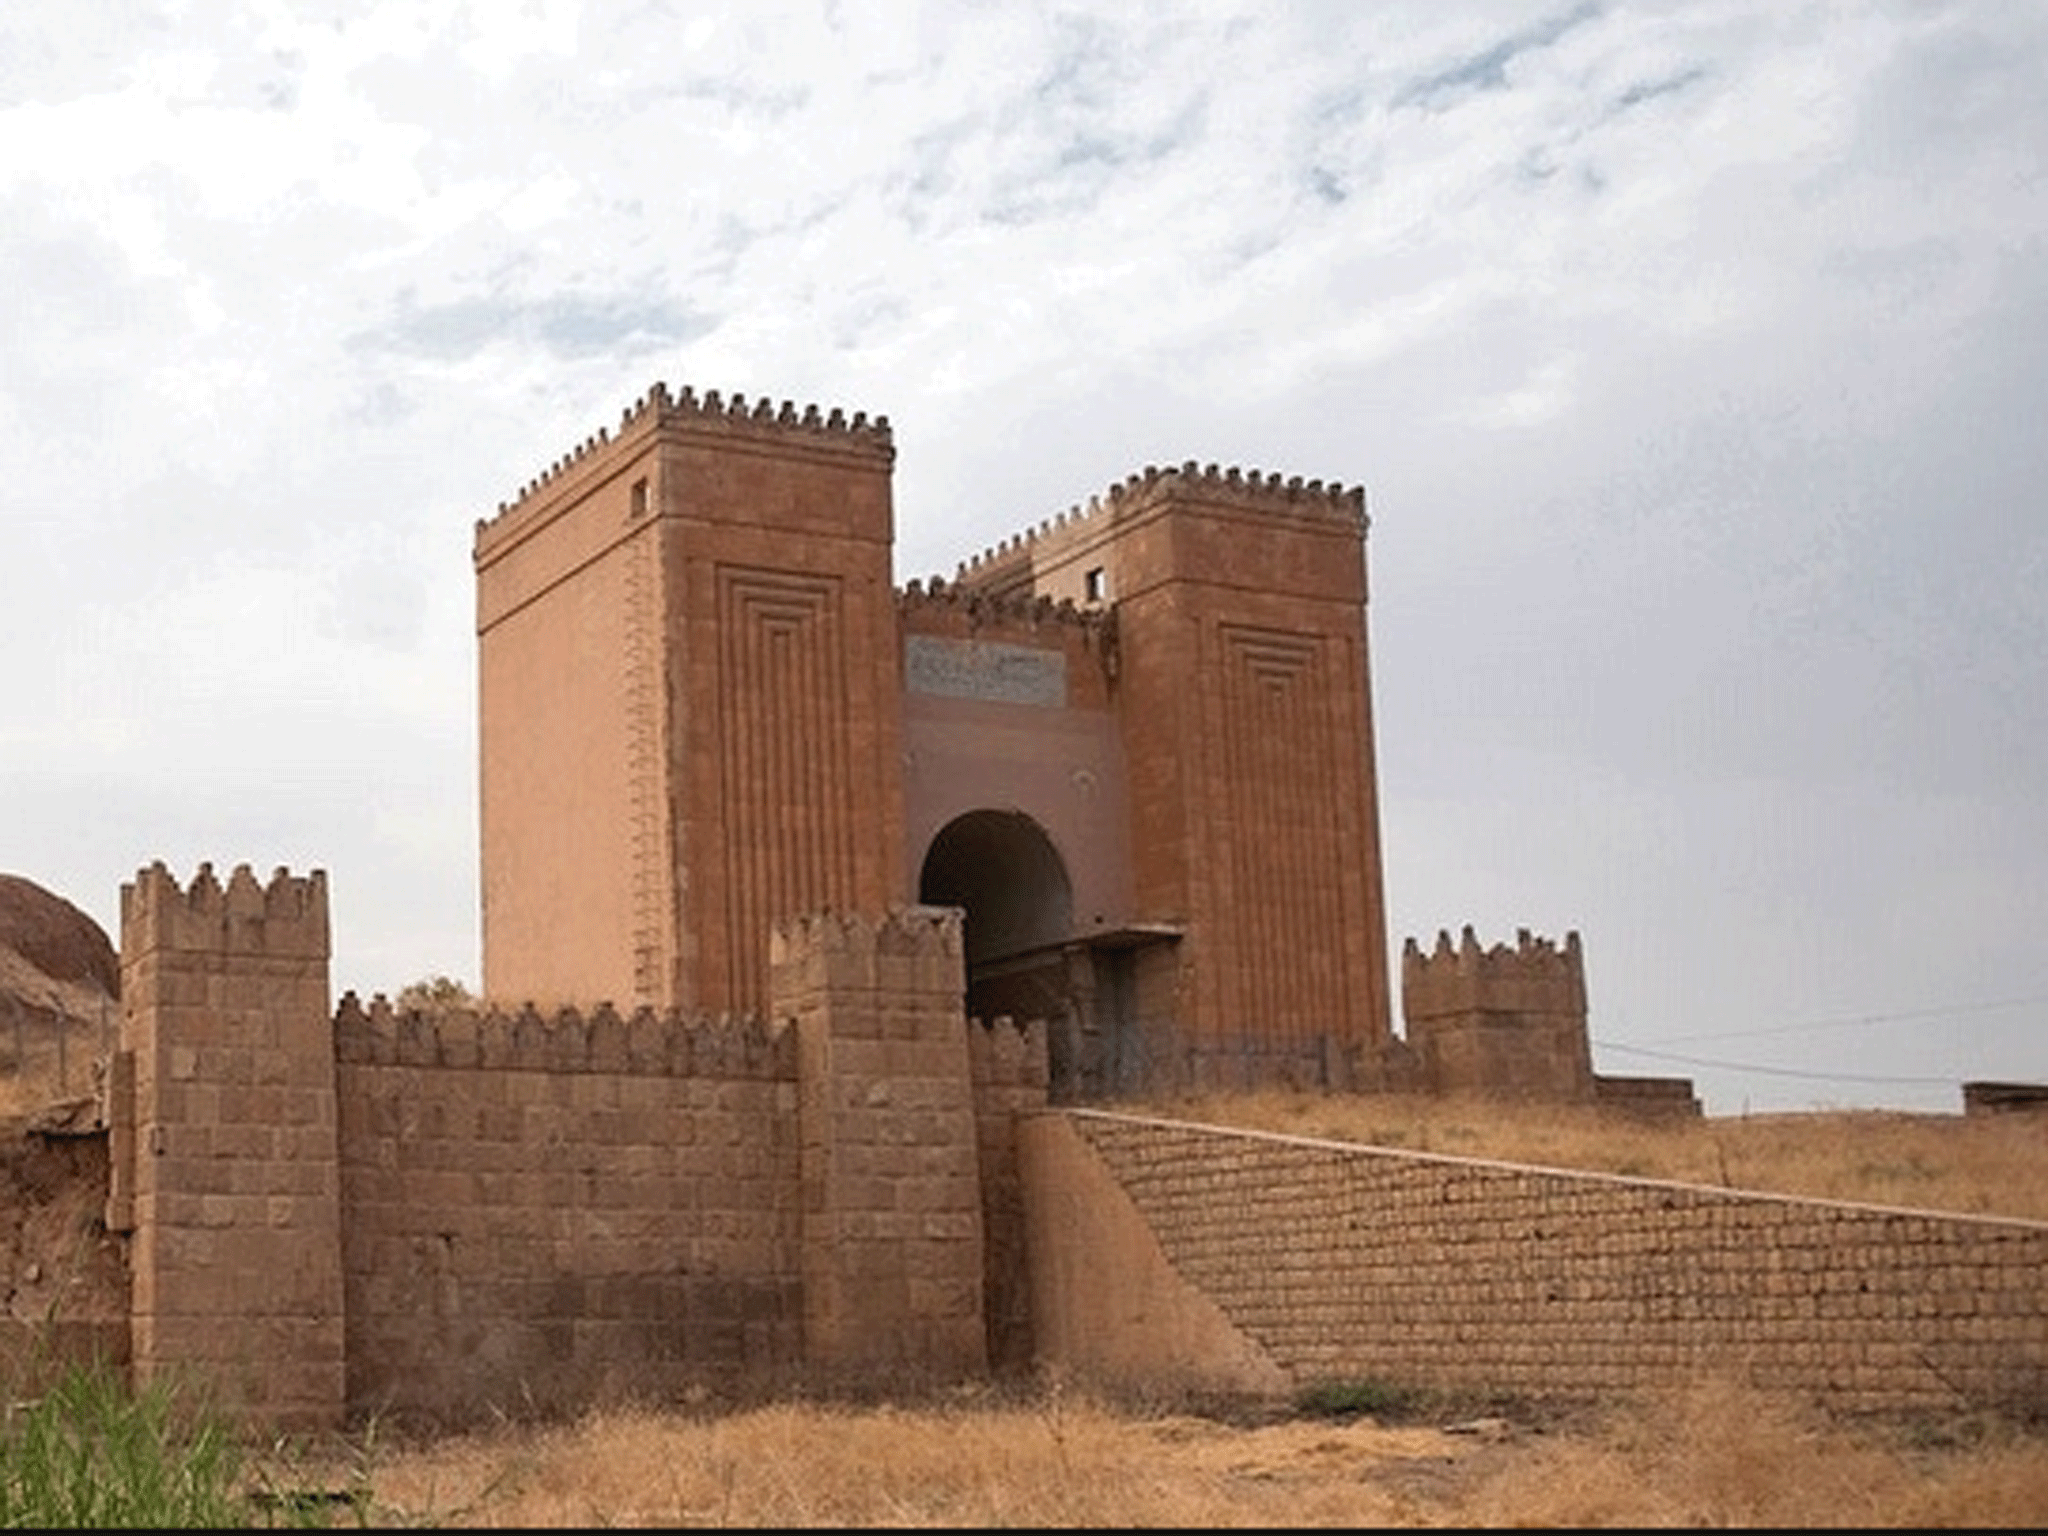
[905,635,1066,708]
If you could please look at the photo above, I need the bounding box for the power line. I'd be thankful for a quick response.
[1649,993,2048,1046]
[1592,1038,1958,1086]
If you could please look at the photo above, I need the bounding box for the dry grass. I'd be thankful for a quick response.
[291,1096,2048,1528]
[1116,1089,2048,1223]
[299,1374,2048,1528]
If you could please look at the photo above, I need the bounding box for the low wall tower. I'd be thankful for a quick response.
[773,906,988,1386]
[111,862,344,1431]
[1401,926,1594,1102]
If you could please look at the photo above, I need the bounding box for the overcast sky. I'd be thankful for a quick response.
[4,1,2043,1117]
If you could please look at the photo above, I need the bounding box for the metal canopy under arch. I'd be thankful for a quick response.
[919,809,1179,1099]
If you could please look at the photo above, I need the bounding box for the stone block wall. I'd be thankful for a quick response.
[777,907,989,1388]
[332,998,803,1426]
[111,862,345,1432]
[111,863,1048,1431]
[1024,1110,2048,1415]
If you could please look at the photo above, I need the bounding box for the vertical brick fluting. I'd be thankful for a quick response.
[775,906,988,1386]
[949,466,1394,1089]
[475,383,905,1019]
[115,861,344,1432]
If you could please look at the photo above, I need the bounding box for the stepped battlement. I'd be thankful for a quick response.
[768,904,965,964]
[477,379,895,538]
[120,860,328,961]
[947,460,1366,586]
[896,575,1112,637]
[1402,926,1586,1021]
[333,992,797,1079]
[615,379,891,444]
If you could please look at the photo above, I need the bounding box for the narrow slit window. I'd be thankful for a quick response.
[1084,566,1107,602]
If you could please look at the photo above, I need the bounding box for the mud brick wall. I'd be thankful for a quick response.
[1028,1110,2048,1414]
[966,1015,1051,1374]
[114,862,344,1433]
[1402,927,1594,1102]
[334,999,802,1427]
[777,908,988,1387]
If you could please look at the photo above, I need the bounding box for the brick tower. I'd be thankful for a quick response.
[475,384,906,1014]
[1400,926,1595,1101]
[946,465,1394,1085]
[110,861,344,1430]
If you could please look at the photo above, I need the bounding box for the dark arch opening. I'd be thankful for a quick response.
[919,809,1072,970]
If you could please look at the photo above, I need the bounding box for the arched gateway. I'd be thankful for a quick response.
[918,809,1093,1096]
[475,379,1395,1096]
[919,808,1073,979]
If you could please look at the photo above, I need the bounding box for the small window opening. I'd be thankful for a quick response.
[629,478,649,518]
[1084,566,1108,602]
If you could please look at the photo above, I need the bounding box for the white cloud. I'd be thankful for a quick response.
[1,0,2043,1110]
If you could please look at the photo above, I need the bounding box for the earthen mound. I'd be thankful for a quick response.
[0,874,117,997]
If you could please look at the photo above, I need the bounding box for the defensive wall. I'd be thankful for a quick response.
[76,859,2046,1434]
[1022,1109,2048,1416]
[106,861,1047,1431]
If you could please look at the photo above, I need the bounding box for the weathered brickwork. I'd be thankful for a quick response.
[1402,927,1595,1103]
[92,860,2044,1430]
[1394,925,1699,1115]
[1031,1110,2048,1414]
[112,862,345,1432]
[73,374,1898,1435]
[332,996,803,1424]
[776,908,987,1387]
[477,384,1402,1102]
[110,864,1044,1430]
[966,1015,1051,1373]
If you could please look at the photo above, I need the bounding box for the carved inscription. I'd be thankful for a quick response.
[905,635,1066,708]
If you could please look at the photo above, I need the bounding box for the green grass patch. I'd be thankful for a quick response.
[1294,1376,1426,1421]
[0,1358,256,1528]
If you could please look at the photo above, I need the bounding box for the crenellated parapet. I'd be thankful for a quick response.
[1398,926,1593,1103]
[120,859,328,963]
[945,459,1366,588]
[895,577,1118,690]
[480,420,619,523]
[896,575,1104,634]
[613,379,892,445]
[476,379,895,538]
[1402,925,1586,1022]
[115,858,343,1431]
[768,904,963,966]
[332,993,796,1080]
[966,1014,1051,1094]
